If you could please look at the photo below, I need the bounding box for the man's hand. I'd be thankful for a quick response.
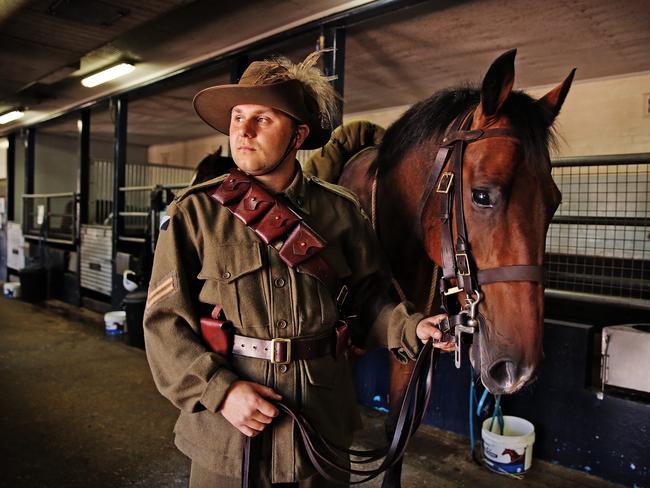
[219,380,282,437]
[416,314,455,352]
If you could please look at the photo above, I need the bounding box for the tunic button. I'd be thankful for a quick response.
[279,364,288,373]
[221,271,231,279]
[273,277,286,288]
[277,319,288,329]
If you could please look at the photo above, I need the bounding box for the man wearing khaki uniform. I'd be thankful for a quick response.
[143,54,451,487]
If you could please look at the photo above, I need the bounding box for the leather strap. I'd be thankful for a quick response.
[268,340,440,485]
[477,265,546,285]
[232,331,333,363]
[208,168,343,301]
[240,340,439,486]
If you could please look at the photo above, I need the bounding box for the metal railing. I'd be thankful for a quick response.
[89,160,194,225]
[546,153,650,304]
[117,183,188,249]
[22,192,77,245]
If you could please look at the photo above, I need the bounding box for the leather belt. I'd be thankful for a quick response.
[232,331,333,364]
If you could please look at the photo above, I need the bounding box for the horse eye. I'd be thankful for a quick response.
[472,189,493,208]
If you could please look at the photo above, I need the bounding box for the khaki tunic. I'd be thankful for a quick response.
[143,166,423,483]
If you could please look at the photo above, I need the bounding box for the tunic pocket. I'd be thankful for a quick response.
[198,242,268,329]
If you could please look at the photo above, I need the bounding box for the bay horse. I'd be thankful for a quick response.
[189,146,235,185]
[335,49,574,486]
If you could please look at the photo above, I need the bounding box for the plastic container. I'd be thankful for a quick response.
[19,265,48,302]
[482,415,535,474]
[104,311,126,335]
[123,290,147,349]
[3,282,21,298]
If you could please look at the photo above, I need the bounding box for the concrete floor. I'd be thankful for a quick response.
[0,297,623,488]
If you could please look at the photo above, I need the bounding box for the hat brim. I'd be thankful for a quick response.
[193,79,330,149]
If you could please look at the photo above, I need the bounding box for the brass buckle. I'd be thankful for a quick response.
[271,338,292,364]
[456,253,470,276]
[436,172,454,193]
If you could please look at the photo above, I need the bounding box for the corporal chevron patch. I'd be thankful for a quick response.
[146,275,175,310]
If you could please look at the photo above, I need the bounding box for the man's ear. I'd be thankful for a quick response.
[295,124,310,150]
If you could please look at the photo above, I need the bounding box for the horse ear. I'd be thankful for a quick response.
[478,49,517,119]
[535,68,576,126]
[216,145,222,157]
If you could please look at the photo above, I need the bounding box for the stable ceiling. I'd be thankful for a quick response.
[1,0,649,146]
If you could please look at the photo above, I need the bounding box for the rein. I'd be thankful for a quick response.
[417,107,546,367]
[243,339,440,486]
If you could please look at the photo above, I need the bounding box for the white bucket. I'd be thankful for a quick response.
[104,311,126,335]
[482,415,535,475]
[3,282,21,299]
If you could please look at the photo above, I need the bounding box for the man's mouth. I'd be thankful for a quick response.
[238,146,256,152]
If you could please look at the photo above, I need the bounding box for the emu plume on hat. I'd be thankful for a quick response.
[193,52,339,149]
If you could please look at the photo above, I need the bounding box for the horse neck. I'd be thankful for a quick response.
[376,140,440,311]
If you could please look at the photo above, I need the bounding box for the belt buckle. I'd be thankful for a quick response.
[271,338,292,364]
[436,172,454,193]
[456,253,470,276]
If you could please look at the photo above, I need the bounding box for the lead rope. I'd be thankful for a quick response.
[370,170,439,314]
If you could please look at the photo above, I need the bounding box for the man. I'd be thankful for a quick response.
[143,53,453,488]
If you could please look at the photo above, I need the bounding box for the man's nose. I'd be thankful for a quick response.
[238,120,254,137]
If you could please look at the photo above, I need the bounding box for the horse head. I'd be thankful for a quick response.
[422,50,574,394]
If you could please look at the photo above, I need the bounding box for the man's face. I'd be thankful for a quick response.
[229,104,297,175]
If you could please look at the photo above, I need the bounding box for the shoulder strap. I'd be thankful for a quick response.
[174,174,228,203]
[309,175,363,210]
[207,169,345,304]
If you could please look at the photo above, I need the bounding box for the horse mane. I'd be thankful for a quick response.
[371,86,558,175]
[191,147,235,185]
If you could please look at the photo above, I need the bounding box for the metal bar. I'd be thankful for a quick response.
[119,211,149,217]
[552,153,650,167]
[22,192,76,199]
[24,128,35,195]
[230,54,249,84]
[118,236,146,243]
[545,288,650,311]
[6,133,15,221]
[112,97,128,308]
[24,235,75,245]
[552,215,650,226]
[119,185,156,192]
[79,109,90,225]
[2,0,430,134]
[319,26,346,128]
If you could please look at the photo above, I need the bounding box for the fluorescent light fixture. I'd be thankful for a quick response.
[82,63,135,88]
[0,110,24,124]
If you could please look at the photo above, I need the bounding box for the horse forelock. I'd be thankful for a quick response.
[372,86,558,179]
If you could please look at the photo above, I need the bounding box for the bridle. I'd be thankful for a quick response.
[417,106,546,367]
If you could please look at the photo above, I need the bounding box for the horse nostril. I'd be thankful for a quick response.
[489,360,518,387]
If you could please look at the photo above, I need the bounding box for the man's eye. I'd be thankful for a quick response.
[471,189,493,208]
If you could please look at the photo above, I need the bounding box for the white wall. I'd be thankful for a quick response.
[343,71,650,158]
[527,72,650,157]
[147,133,230,167]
